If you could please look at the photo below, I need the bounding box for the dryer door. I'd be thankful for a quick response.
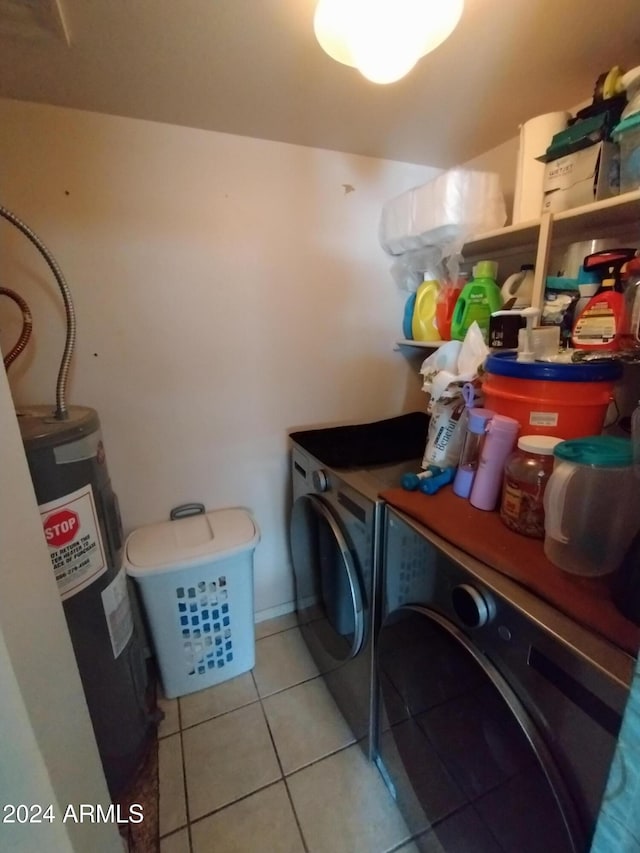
[376,605,584,853]
[290,494,364,664]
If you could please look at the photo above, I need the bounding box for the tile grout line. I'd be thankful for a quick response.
[162,617,384,850]
[158,618,298,847]
[176,697,194,853]
[187,779,286,832]
[178,695,260,733]
[283,739,359,781]
[177,670,322,735]
[179,728,361,832]
[173,665,316,839]
[282,778,310,853]
[254,616,298,642]
[253,668,311,853]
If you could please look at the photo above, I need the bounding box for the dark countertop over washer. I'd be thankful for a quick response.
[289,411,428,469]
[381,486,640,667]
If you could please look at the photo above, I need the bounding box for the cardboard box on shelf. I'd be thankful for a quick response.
[541,142,618,214]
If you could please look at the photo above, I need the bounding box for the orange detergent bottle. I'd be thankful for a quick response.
[435,275,466,341]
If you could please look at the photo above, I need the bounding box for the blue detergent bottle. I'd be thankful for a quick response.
[402,292,416,339]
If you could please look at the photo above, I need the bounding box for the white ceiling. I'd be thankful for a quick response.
[0,0,639,167]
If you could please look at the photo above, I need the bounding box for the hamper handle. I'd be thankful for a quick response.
[170,502,206,520]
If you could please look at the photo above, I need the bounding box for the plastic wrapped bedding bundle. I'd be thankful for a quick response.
[379,169,507,258]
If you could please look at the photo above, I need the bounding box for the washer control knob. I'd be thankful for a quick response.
[452,584,494,629]
[312,469,330,493]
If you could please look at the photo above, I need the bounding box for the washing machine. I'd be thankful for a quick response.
[289,431,423,759]
[374,506,633,853]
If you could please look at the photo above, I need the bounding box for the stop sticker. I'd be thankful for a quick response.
[39,485,106,601]
[44,508,80,548]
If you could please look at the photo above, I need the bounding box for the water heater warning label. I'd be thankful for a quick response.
[101,567,133,658]
[39,485,107,600]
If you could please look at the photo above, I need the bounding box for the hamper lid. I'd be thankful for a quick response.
[125,508,259,576]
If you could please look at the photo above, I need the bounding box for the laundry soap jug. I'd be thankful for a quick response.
[402,292,417,339]
[435,274,466,340]
[451,261,503,343]
[500,264,534,309]
[411,278,442,342]
[543,436,640,576]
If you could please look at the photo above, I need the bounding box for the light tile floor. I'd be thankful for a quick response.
[157,613,415,853]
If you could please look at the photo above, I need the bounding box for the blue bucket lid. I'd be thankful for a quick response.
[554,436,632,467]
[484,351,623,382]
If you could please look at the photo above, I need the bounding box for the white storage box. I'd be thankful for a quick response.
[124,507,260,699]
[540,142,617,214]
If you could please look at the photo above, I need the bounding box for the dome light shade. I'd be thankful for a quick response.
[313,0,464,84]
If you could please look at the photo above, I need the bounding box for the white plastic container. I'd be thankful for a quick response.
[543,437,640,576]
[500,265,534,309]
[125,507,260,698]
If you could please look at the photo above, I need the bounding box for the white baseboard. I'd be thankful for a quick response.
[254,601,295,624]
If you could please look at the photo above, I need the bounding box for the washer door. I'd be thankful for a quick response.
[376,605,584,853]
[290,494,364,663]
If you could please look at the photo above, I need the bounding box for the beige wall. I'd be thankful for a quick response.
[0,98,437,617]
[464,136,519,224]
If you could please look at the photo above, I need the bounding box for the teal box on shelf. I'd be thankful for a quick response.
[613,113,640,193]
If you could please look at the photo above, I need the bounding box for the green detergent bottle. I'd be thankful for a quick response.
[451,260,503,342]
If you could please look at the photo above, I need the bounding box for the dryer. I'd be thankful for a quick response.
[375,507,633,853]
[289,441,417,758]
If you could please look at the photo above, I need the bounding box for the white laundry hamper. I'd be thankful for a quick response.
[124,504,260,699]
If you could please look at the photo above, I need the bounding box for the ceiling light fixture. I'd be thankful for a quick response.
[314,0,464,85]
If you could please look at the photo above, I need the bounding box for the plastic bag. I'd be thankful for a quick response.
[420,322,489,468]
[390,247,464,294]
[422,397,468,468]
[380,169,507,259]
[541,278,580,347]
[391,246,442,293]
[420,322,489,403]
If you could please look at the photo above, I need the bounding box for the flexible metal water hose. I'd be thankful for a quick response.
[0,287,33,370]
[0,204,75,419]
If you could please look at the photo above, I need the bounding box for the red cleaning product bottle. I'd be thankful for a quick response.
[572,278,624,350]
[572,248,637,351]
[436,274,466,341]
